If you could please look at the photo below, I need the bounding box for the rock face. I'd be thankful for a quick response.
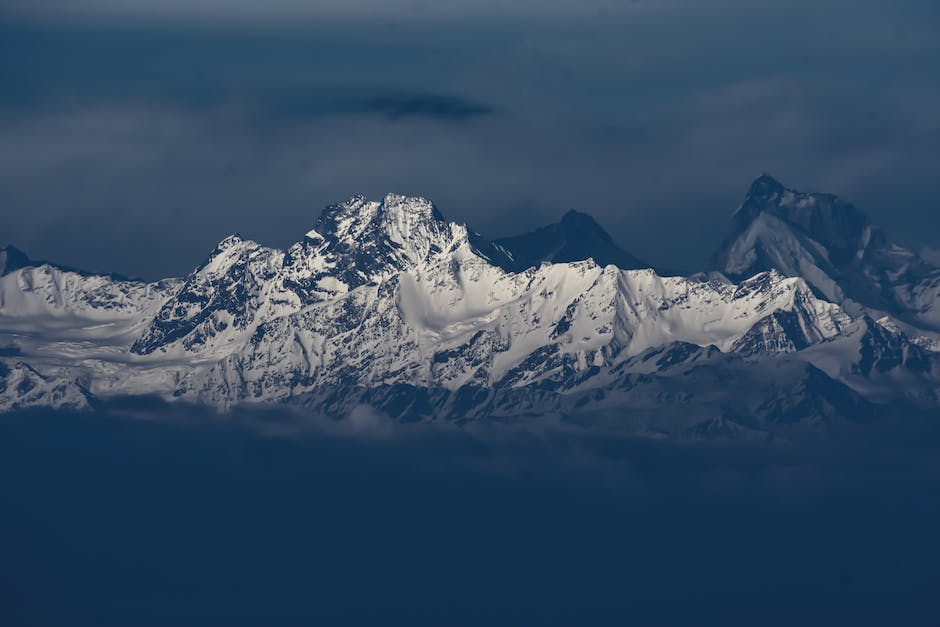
[713,174,940,331]
[1,182,938,436]
[0,360,93,412]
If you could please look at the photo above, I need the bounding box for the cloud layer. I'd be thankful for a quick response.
[0,2,938,279]
[3,404,940,625]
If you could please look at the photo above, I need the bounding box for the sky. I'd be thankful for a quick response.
[0,0,938,279]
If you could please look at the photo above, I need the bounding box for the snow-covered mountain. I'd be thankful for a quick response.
[1,185,937,435]
[713,174,940,332]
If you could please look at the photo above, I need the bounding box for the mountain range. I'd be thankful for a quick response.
[1,176,938,437]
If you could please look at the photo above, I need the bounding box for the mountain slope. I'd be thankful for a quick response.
[0,250,180,324]
[175,264,850,409]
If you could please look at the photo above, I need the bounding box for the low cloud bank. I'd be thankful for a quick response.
[2,404,939,625]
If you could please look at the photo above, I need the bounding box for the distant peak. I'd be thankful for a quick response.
[717,175,876,276]
[750,172,785,190]
[741,174,786,205]
[0,244,31,276]
[494,208,646,270]
[736,175,868,228]
[558,209,614,243]
[736,174,865,224]
[561,208,585,219]
[560,209,599,226]
[0,243,28,257]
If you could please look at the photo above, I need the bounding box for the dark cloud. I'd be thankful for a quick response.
[0,2,938,279]
[351,94,493,122]
[0,0,728,21]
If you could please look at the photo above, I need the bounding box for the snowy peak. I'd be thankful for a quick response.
[312,194,445,244]
[131,235,282,355]
[495,209,646,271]
[306,193,474,273]
[213,233,247,250]
[714,175,940,332]
[132,193,491,355]
[733,174,870,264]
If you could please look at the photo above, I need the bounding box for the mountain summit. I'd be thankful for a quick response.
[713,175,940,331]
[728,174,870,266]
[0,245,31,277]
[495,209,647,271]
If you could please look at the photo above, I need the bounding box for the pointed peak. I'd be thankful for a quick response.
[0,244,31,276]
[326,194,372,213]
[561,208,587,219]
[494,209,646,270]
[1,243,30,259]
[738,174,858,214]
[734,175,869,240]
[560,209,601,227]
[735,174,786,214]
[217,233,244,248]
[748,173,786,194]
[204,233,254,262]
[559,209,612,238]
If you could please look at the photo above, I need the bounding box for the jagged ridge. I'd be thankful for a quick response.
[0,183,937,435]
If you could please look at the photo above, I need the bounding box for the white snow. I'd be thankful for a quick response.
[1,193,936,414]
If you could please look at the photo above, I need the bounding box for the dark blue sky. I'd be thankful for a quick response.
[1,0,938,279]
